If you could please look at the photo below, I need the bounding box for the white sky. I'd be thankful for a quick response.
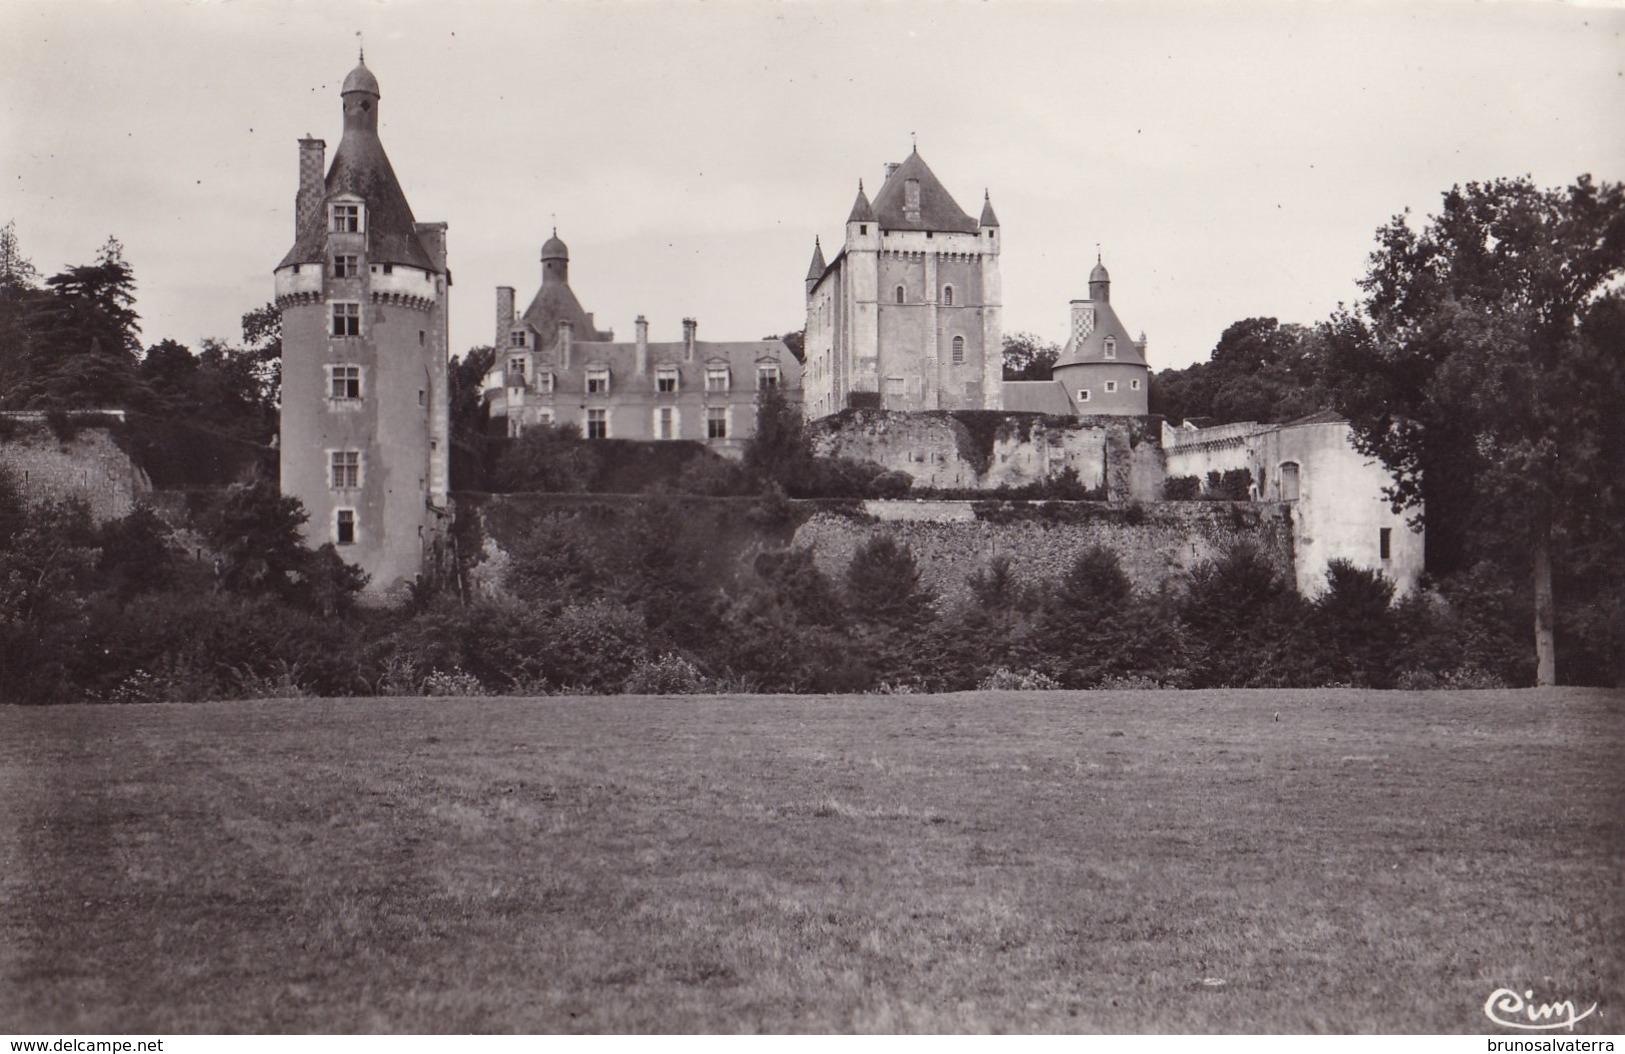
[3,0,1622,371]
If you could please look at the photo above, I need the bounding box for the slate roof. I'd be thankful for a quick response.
[1056,298,1150,369]
[846,183,876,224]
[1001,381,1078,416]
[278,66,439,273]
[870,149,978,233]
[979,192,1000,228]
[806,238,827,281]
[520,280,613,345]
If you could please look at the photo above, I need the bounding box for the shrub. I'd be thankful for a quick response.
[622,653,711,694]
[422,667,486,697]
[977,667,1062,691]
[1164,475,1201,500]
[846,535,931,623]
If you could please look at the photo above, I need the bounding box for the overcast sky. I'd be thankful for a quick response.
[3,0,1622,371]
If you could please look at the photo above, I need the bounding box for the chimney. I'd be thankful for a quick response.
[634,315,649,375]
[884,162,901,179]
[682,318,697,362]
[1136,331,1149,364]
[496,287,515,347]
[904,178,921,223]
[295,137,326,236]
[558,320,574,369]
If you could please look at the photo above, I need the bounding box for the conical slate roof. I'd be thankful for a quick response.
[806,238,827,281]
[870,149,978,233]
[979,191,1000,228]
[846,182,876,224]
[278,64,438,273]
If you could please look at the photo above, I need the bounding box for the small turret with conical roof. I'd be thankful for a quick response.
[805,236,827,295]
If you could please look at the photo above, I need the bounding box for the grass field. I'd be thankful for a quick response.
[1,689,1620,1034]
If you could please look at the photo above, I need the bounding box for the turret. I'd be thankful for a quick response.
[805,237,827,297]
[541,229,569,285]
[845,180,878,248]
[1089,255,1111,303]
[340,58,380,136]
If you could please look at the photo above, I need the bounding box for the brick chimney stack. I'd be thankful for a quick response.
[682,318,697,362]
[635,315,650,375]
[495,287,515,347]
[295,137,326,236]
[559,320,574,370]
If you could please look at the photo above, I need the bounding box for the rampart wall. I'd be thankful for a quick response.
[0,414,151,523]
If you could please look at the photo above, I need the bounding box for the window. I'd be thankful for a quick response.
[418,389,426,406]
[951,336,965,365]
[335,509,356,546]
[757,364,780,390]
[330,203,361,233]
[586,408,608,439]
[330,450,361,489]
[535,372,555,395]
[1078,389,1091,403]
[657,406,676,440]
[328,365,361,400]
[1131,378,1142,390]
[656,365,680,393]
[536,408,555,425]
[895,286,905,304]
[705,366,730,392]
[586,367,610,394]
[706,406,727,439]
[859,224,867,235]
[1280,461,1301,501]
[1380,528,1392,560]
[886,376,906,395]
[1105,380,1117,393]
[331,302,361,337]
[1104,337,1117,360]
[508,418,525,439]
[943,285,954,306]
[507,357,527,379]
[510,330,527,347]
[332,255,358,279]
[381,264,393,275]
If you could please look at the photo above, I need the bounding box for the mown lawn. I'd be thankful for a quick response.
[1,689,1620,1033]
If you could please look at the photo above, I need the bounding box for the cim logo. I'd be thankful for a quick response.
[1485,988,1599,1031]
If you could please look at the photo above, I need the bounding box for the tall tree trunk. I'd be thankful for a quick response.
[1533,509,1557,687]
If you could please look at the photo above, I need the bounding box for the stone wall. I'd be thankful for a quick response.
[792,500,1295,609]
[808,409,1166,496]
[0,413,151,523]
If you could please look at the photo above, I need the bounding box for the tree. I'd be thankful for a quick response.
[1002,331,1060,381]
[241,302,283,407]
[9,238,146,410]
[1323,175,1625,685]
[1150,318,1326,425]
[0,220,44,398]
[764,329,805,363]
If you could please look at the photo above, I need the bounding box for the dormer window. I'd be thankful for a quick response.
[656,365,680,393]
[1104,337,1117,360]
[510,329,527,347]
[535,372,555,395]
[330,203,362,233]
[332,255,358,279]
[507,357,527,379]
[586,367,610,394]
[705,365,730,392]
[757,363,780,390]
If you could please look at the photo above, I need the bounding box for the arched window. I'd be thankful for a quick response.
[895,285,905,304]
[1279,461,1301,501]
[943,285,954,306]
[951,335,965,365]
